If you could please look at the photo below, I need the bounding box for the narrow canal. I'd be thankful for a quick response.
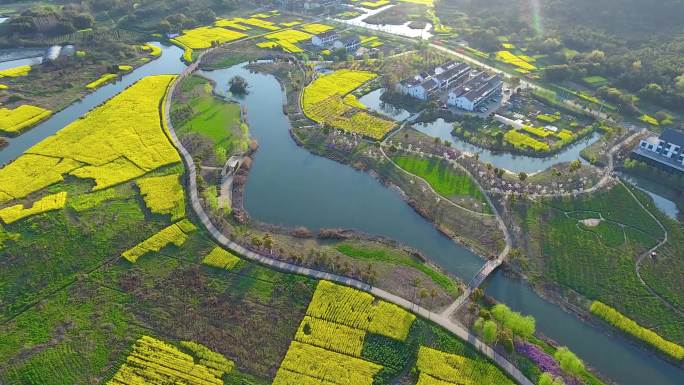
[1,46,682,385]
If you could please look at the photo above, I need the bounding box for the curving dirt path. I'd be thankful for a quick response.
[164,57,533,385]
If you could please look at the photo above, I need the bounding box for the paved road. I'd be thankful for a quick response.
[163,57,534,385]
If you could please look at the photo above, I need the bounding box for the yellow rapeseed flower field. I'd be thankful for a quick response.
[202,246,241,270]
[0,191,67,224]
[121,219,196,263]
[294,316,366,357]
[0,155,82,204]
[107,336,224,385]
[306,280,415,341]
[136,173,185,220]
[172,27,247,50]
[495,51,537,71]
[416,346,516,385]
[303,70,395,140]
[0,65,31,78]
[275,341,382,385]
[0,105,53,134]
[0,75,179,205]
[300,23,334,34]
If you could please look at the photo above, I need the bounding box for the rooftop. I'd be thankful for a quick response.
[661,128,684,147]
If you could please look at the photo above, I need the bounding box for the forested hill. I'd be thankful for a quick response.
[543,0,684,37]
[446,0,684,37]
[440,0,684,115]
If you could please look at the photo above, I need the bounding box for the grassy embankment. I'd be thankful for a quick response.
[391,154,491,213]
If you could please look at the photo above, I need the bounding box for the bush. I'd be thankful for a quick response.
[554,347,584,376]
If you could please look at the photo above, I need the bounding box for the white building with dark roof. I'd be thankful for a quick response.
[632,129,684,173]
[447,74,502,111]
[311,30,339,47]
[397,60,501,105]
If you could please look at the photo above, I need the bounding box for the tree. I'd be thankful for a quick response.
[473,317,485,334]
[518,172,528,181]
[418,288,429,305]
[569,160,581,172]
[675,74,684,92]
[491,304,535,337]
[482,320,498,344]
[229,76,249,95]
[554,347,585,376]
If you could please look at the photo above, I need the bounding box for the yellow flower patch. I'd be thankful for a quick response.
[106,336,224,385]
[202,246,240,270]
[275,341,381,385]
[86,73,118,89]
[136,173,185,220]
[300,23,334,34]
[0,105,53,134]
[504,129,550,152]
[171,27,247,50]
[69,157,146,191]
[0,65,31,78]
[306,281,415,340]
[121,219,196,263]
[0,155,82,205]
[416,346,516,385]
[295,316,366,357]
[0,192,67,224]
[495,51,537,71]
[0,75,179,205]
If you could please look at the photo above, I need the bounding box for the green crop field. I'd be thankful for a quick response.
[391,155,489,208]
[512,183,684,344]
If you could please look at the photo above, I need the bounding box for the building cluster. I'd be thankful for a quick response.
[397,61,503,112]
[632,128,684,174]
[311,30,361,53]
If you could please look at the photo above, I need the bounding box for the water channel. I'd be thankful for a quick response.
[1,45,682,384]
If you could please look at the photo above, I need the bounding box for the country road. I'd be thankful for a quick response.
[164,54,534,385]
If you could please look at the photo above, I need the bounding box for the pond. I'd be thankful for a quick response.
[623,175,681,221]
[358,87,412,121]
[413,118,603,174]
[199,63,684,385]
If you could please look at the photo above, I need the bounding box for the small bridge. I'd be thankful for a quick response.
[441,258,503,317]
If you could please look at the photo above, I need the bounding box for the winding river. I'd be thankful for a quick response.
[1,46,682,385]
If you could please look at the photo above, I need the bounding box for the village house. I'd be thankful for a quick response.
[311,30,339,47]
[632,129,684,174]
[447,73,503,112]
[397,61,502,108]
